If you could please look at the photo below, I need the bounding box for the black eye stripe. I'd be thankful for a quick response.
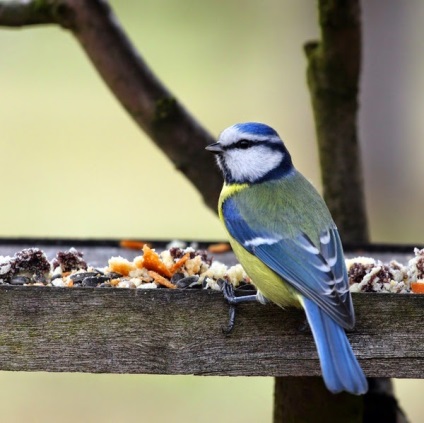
[237,139,251,149]
[223,140,284,152]
[222,140,252,150]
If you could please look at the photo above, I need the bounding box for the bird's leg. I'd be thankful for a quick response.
[220,279,258,304]
[218,279,261,335]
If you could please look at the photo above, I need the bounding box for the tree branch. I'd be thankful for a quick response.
[304,0,369,244]
[0,0,222,212]
[0,0,56,26]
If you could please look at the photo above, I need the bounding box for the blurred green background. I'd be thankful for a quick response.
[1,0,423,421]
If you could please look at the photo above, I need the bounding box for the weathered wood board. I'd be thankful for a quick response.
[0,286,422,378]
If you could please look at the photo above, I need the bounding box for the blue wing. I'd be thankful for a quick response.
[223,196,354,329]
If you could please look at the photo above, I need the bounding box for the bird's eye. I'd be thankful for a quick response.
[237,139,251,149]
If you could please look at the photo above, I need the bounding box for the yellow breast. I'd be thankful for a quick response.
[219,183,300,308]
[229,237,300,308]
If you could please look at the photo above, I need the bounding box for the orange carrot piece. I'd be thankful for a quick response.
[148,271,176,289]
[142,245,172,278]
[170,252,190,274]
[120,240,148,250]
[207,243,231,253]
[411,282,424,294]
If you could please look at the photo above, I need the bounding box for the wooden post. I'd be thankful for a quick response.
[274,378,363,423]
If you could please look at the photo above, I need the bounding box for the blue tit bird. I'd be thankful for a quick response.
[206,122,368,395]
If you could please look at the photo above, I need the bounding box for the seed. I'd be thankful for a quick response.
[10,275,31,285]
[176,275,199,289]
[82,276,111,287]
[70,272,100,283]
[105,272,123,279]
[171,272,185,283]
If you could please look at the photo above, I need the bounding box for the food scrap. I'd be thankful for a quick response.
[347,248,424,293]
[411,282,424,294]
[0,246,249,291]
[347,256,408,293]
[119,240,149,250]
[207,243,231,254]
[0,245,423,294]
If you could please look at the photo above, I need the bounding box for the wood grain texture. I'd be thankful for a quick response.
[0,286,422,377]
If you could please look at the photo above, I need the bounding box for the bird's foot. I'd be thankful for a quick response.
[218,279,259,335]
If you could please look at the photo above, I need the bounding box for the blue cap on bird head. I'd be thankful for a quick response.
[233,122,280,138]
[207,122,293,184]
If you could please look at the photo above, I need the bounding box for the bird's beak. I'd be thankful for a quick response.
[205,142,223,153]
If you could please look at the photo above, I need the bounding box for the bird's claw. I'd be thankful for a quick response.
[218,279,237,334]
[219,279,259,335]
[222,304,236,335]
[219,278,237,304]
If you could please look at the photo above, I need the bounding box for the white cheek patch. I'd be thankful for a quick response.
[226,145,284,183]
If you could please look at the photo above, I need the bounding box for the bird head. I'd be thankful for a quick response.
[206,122,293,184]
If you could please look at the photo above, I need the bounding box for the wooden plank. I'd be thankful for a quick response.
[0,286,422,377]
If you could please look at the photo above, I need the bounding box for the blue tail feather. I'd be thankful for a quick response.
[302,297,368,395]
